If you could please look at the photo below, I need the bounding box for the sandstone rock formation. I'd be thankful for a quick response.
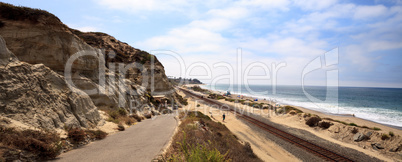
[0,2,176,130]
[0,36,101,130]
[71,30,173,94]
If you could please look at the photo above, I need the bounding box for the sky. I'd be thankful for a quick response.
[3,0,402,88]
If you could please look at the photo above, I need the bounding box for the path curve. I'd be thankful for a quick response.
[56,114,177,162]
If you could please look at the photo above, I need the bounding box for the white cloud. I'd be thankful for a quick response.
[367,41,402,51]
[343,45,376,71]
[188,19,233,31]
[67,24,99,32]
[137,26,229,54]
[354,5,388,19]
[239,37,327,57]
[206,7,250,19]
[293,0,338,11]
[96,0,189,12]
[279,3,356,36]
[236,0,290,10]
[121,0,401,86]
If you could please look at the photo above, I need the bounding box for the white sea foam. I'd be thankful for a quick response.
[202,84,402,128]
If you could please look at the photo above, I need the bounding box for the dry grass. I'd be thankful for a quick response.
[164,111,262,162]
[282,106,303,114]
[0,125,61,160]
[0,2,61,25]
[381,134,390,140]
[103,107,138,125]
[305,116,322,127]
[130,114,143,122]
[318,121,332,129]
[85,130,108,140]
[67,128,86,144]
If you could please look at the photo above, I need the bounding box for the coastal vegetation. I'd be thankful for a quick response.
[169,77,202,85]
[66,127,108,143]
[105,107,138,125]
[389,131,395,137]
[164,111,261,162]
[0,125,62,160]
[0,2,61,24]
[190,86,208,93]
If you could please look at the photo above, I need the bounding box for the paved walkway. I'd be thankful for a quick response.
[56,114,177,162]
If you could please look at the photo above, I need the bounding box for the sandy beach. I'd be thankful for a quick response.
[177,90,301,161]
[181,85,402,161]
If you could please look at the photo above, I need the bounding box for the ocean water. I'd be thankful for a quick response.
[201,84,402,128]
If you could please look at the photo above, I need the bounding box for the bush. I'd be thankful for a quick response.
[124,117,136,125]
[305,116,321,127]
[318,121,331,129]
[197,104,200,107]
[335,120,348,125]
[167,111,260,162]
[109,111,119,120]
[68,128,86,144]
[349,123,358,127]
[0,126,62,159]
[176,132,229,162]
[276,108,285,114]
[373,127,381,131]
[118,107,127,116]
[381,134,390,140]
[389,131,395,137]
[283,106,303,114]
[85,130,107,140]
[351,128,359,134]
[190,86,207,93]
[177,94,188,106]
[130,114,142,122]
[184,111,211,121]
[106,108,133,124]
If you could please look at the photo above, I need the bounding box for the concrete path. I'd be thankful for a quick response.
[56,114,177,162]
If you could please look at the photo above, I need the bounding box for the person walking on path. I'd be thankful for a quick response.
[222,113,226,122]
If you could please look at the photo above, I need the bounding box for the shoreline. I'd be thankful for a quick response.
[182,85,402,161]
[195,85,402,131]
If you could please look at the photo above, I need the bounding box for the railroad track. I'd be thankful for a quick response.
[180,88,354,162]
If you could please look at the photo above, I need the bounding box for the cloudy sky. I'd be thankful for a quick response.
[4,0,402,88]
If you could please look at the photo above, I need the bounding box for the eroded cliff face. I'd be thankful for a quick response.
[0,37,101,130]
[71,30,173,94]
[0,2,174,130]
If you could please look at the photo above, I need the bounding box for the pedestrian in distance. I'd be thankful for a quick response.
[223,113,226,122]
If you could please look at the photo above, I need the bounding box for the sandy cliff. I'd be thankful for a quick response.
[0,2,174,130]
[0,36,101,130]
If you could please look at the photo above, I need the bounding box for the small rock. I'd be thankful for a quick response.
[365,132,372,138]
[372,143,384,150]
[389,145,402,152]
[353,133,366,142]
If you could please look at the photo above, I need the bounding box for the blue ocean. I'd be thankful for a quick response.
[201,84,402,128]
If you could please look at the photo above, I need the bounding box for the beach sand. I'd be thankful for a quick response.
[181,85,402,161]
[178,90,301,162]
